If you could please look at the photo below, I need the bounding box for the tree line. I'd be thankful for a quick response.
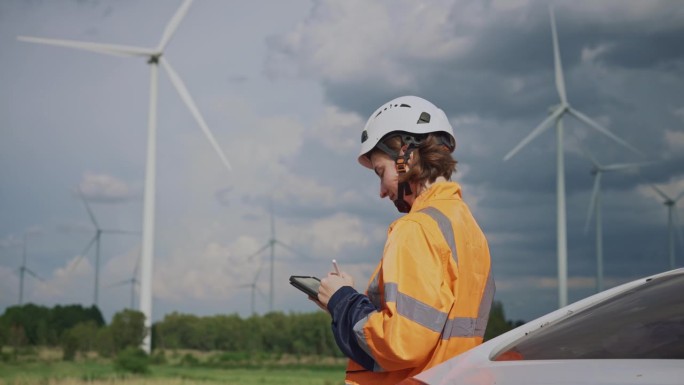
[0,301,523,360]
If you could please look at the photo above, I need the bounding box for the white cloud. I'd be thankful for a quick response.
[309,106,364,154]
[664,129,684,153]
[78,172,135,203]
[581,43,612,64]
[292,212,372,256]
[635,177,684,204]
[32,255,93,302]
[266,0,472,87]
[154,236,264,301]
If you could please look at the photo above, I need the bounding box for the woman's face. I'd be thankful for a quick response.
[369,151,400,202]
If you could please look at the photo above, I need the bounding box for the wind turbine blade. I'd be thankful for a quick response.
[77,186,100,229]
[675,190,684,203]
[160,58,232,172]
[567,108,643,156]
[80,234,97,260]
[574,141,599,168]
[157,0,193,52]
[650,185,672,202]
[17,36,155,57]
[246,243,270,261]
[25,268,44,282]
[585,172,602,233]
[275,240,312,260]
[72,235,97,271]
[254,285,268,299]
[549,6,567,105]
[256,286,268,300]
[251,258,267,284]
[602,161,654,172]
[503,106,564,161]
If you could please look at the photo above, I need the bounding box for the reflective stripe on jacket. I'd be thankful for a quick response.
[328,182,494,385]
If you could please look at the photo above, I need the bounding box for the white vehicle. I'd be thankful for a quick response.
[401,268,684,385]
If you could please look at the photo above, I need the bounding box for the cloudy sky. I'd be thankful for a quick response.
[1,0,683,324]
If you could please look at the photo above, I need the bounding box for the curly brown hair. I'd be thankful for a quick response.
[370,133,457,186]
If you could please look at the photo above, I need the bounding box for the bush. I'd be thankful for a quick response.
[114,347,149,374]
[96,327,115,358]
[62,332,78,361]
[179,352,200,366]
[150,350,167,364]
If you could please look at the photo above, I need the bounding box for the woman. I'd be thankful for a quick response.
[317,96,495,385]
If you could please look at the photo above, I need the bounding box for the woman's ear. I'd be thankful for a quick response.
[408,150,417,167]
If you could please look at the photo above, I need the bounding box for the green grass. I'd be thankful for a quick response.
[155,366,346,384]
[0,357,347,385]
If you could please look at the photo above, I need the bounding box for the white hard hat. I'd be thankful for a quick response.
[357,95,455,169]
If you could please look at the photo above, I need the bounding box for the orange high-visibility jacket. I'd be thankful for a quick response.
[327,182,494,385]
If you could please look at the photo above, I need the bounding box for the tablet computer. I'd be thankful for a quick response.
[289,275,321,299]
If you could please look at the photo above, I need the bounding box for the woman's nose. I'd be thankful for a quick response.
[379,183,388,198]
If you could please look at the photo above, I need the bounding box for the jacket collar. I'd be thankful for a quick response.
[409,181,462,213]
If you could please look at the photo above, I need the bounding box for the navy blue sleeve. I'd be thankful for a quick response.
[327,285,379,371]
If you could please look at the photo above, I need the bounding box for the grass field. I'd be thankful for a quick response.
[0,349,347,385]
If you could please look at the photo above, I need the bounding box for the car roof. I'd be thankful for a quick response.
[409,268,684,385]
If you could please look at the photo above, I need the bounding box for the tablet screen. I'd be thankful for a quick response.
[290,276,321,297]
[294,277,320,292]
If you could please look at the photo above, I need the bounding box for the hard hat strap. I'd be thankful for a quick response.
[393,144,416,214]
[374,134,421,214]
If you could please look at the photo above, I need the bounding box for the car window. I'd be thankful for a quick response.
[494,273,684,360]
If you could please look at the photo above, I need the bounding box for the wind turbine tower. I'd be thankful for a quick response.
[74,187,138,308]
[650,185,684,270]
[582,151,651,292]
[107,251,141,310]
[232,260,266,315]
[245,200,304,312]
[18,233,43,305]
[503,6,641,308]
[18,0,232,353]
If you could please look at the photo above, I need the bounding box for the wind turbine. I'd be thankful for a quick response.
[18,0,232,353]
[649,185,684,270]
[582,150,651,292]
[18,233,43,305]
[106,249,141,310]
[231,259,267,315]
[73,186,139,308]
[245,200,307,312]
[503,6,642,308]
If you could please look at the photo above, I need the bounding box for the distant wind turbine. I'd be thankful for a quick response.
[245,199,308,312]
[73,186,138,308]
[231,259,267,315]
[503,6,642,308]
[18,233,43,305]
[106,248,141,310]
[18,0,232,353]
[581,149,652,292]
[649,185,684,270]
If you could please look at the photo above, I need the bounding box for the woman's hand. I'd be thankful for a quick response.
[317,271,355,309]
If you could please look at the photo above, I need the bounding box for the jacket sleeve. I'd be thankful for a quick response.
[329,219,453,371]
[327,286,378,370]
